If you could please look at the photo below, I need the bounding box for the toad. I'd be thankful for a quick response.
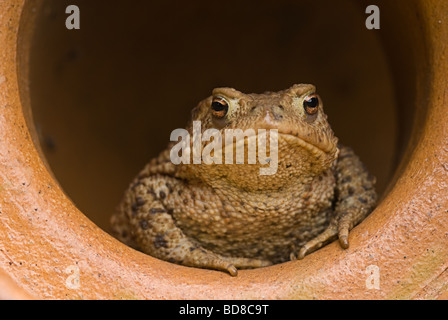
[110,84,377,276]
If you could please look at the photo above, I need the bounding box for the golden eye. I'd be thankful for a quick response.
[303,94,319,115]
[211,97,229,118]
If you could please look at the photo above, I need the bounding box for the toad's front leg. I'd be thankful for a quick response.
[112,175,271,276]
[296,145,377,259]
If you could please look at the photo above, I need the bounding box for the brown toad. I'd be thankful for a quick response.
[110,84,377,276]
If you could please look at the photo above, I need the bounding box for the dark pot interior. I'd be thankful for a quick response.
[28,0,400,231]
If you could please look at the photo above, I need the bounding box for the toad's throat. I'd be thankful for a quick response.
[191,130,330,177]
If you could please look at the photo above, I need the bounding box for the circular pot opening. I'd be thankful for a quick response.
[27,0,399,232]
[10,0,448,299]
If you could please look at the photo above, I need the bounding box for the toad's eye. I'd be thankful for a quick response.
[303,94,319,115]
[211,97,229,118]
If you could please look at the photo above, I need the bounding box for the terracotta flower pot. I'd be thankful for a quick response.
[0,0,447,299]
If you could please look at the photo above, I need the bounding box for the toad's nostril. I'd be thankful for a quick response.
[263,109,283,124]
[272,112,283,121]
[272,105,284,120]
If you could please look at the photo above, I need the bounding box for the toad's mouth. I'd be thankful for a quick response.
[215,129,335,156]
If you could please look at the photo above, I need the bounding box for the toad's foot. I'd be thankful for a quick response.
[295,223,338,260]
[112,175,271,276]
[184,249,272,276]
[294,215,353,260]
[294,146,377,260]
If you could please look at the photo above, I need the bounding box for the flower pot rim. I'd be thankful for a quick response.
[0,0,447,299]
